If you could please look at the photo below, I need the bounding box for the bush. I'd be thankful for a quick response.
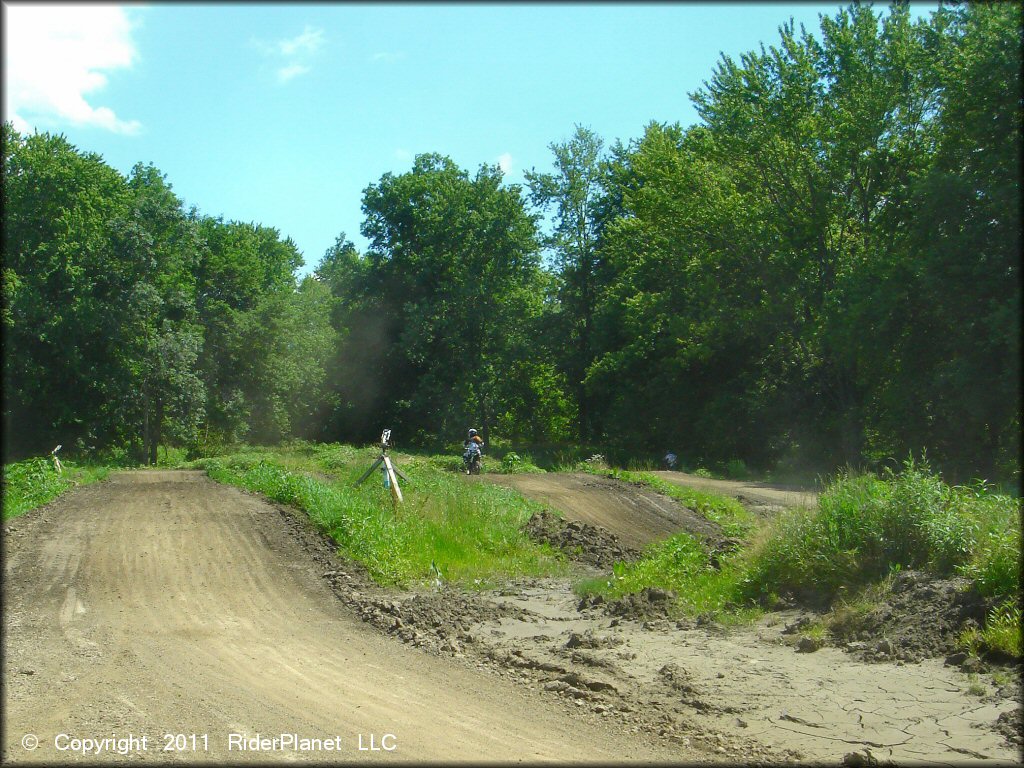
[724,459,750,480]
[960,600,1022,659]
[2,457,109,520]
[741,457,1021,603]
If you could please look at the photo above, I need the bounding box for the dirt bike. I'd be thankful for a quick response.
[463,443,483,475]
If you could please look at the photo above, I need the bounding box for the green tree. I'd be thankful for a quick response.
[350,153,548,446]
[193,217,307,445]
[3,125,134,458]
[526,125,607,440]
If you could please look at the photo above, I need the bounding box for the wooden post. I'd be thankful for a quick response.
[382,455,403,503]
[354,428,407,505]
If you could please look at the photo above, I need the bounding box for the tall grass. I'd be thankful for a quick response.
[578,531,750,617]
[578,458,1020,631]
[2,458,110,520]
[740,458,1021,603]
[197,446,565,587]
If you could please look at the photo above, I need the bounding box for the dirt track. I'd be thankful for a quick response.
[650,471,818,511]
[2,471,684,763]
[482,472,727,551]
[4,469,1018,765]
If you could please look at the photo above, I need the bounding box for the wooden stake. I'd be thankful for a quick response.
[382,455,403,503]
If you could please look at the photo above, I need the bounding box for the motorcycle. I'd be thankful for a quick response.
[463,442,483,475]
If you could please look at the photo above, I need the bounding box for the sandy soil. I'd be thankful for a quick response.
[1,471,687,763]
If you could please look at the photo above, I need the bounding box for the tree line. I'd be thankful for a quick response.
[3,3,1019,483]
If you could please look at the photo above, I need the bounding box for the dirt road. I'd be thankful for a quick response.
[649,471,818,510]
[2,471,686,763]
[483,473,726,551]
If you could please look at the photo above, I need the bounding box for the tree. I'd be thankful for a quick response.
[525,125,607,440]
[349,153,549,446]
[3,125,134,458]
[192,217,314,446]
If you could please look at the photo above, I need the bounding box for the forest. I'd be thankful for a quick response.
[2,3,1020,485]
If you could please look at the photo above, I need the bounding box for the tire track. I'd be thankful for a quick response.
[3,471,685,763]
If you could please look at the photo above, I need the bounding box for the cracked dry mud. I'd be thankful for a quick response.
[4,469,1020,765]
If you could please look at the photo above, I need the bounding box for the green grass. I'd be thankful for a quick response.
[738,457,1021,604]
[575,531,755,619]
[577,457,1020,635]
[959,600,1022,660]
[194,443,566,588]
[2,457,111,520]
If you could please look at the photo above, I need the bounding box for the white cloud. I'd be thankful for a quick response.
[4,4,142,135]
[279,25,324,57]
[277,63,310,84]
[252,24,325,85]
[393,148,413,162]
[371,51,405,63]
[497,153,513,174]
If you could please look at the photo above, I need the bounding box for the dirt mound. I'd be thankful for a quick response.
[830,570,991,663]
[602,587,678,621]
[486,472,728,551]
[994,706,1023,749]
[351,591,527,656]
[525,509,639,568]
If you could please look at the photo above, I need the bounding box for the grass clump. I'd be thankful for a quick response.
[498,452,546,474]
[740,457,1021,604]
[577,457,1019,633]
[197,445,564,588]
[576,531,753,618]
[959,600,1022,660]
[2,457,110,521]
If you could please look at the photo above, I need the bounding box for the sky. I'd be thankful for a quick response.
[3,2,937,276]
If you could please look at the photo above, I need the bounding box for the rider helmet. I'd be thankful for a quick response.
[468,428,478,437]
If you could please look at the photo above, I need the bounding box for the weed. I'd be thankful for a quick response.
[975,600,1023,659]
[990,669,1013,687]
[965,676,987,697]
[197,445,565,588]
[498,452,545,474]
[2,458,109,520]
[740,457,1021,603]
[799,620,828,643]
[723,459,750,480]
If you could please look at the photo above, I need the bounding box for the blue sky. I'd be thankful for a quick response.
[4,2,937,275]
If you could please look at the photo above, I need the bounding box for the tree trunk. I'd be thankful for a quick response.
[142,391,151,465]
[148,397,162,466]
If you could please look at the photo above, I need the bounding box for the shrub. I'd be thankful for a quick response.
[724,459,750,479]
[741,457,1021,603]
[2,457,109,520]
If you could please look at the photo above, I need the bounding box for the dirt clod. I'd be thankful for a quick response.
[831,570,992,663]
[525,509,638,568]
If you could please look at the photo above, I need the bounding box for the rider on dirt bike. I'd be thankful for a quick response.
[463,429,484,474]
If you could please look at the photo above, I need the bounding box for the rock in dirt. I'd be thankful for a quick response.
[565,630,621,650]
[796,637,823,653]
[944,651,969,667]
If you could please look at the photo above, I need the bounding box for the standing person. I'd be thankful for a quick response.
[463,429,484,474]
